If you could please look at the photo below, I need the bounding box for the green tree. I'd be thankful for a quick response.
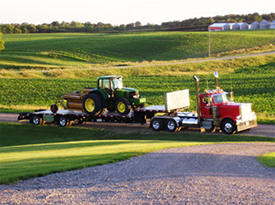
[0,33,5,51]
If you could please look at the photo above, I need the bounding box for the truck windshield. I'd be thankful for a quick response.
[112,78,123,89]
[213,93,228,104]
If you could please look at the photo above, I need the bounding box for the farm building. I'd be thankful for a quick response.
[259,20,269,29]
[208,23,230,31]
[228,23,240,30]
[270,20,275,29]
[250,21,259,30]
[238,22,249,30]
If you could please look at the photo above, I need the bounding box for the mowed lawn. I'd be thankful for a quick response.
[0,123,275,183]
[0,122,275,184]
[1,30,274,68]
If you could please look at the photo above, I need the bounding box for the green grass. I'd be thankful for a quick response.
[1,122,275,184]
[258,152,275,167]
[0,30,274,68]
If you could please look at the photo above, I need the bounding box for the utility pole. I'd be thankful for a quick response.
[208,30,211,57]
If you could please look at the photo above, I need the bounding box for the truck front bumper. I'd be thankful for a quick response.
[236,113,257,132]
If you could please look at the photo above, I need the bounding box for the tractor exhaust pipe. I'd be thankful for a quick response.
[214,71,219,89]
[193,75,201,125]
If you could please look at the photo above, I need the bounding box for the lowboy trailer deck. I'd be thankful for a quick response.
[18,89,190,127]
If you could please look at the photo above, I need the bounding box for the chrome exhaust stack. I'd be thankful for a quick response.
[193,75,201,125]
[214,71,219,89]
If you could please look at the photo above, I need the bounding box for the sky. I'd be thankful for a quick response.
[1,0,274,25]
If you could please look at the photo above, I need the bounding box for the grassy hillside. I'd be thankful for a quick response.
[0,30,274,68]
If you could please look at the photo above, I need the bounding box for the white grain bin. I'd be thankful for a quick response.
[250,21,259,30]
[269,20,275,29]
[259,20,269,29]
[208,23,230,31]
[228,23,240,30]
[238,22,249,30]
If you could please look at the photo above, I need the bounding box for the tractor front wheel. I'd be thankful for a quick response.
[115,98,131,115]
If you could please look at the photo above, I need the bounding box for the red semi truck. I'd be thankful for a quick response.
[150,73,257,134]
[18,72,257,134]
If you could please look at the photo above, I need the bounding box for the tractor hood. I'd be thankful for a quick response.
[117,87,138,93]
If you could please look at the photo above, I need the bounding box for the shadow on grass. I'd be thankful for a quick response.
[1,122,274,148]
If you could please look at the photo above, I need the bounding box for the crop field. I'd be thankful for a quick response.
[0,62,274,117]
[0,30,275,68]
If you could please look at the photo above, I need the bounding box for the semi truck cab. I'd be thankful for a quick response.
[199,88,257,134]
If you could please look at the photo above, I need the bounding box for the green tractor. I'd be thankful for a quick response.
[53,76,146,116]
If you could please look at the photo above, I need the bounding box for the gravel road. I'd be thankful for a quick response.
[0,143,274,204]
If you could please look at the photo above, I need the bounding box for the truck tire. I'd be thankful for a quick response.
[59,116,68,127]
[167,119,177,132]
[31,115,43,126]
[50,104,58,113]
[221,119,236,134]
[115,98,131,115]
[82,93,102,116]
[151,118,163,131]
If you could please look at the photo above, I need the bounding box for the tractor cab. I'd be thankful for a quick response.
[97,76,123,91]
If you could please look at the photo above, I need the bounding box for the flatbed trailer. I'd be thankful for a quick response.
[17,105,173,127]
[18,89,190,127]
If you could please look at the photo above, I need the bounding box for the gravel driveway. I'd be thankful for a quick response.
[1,143,275,204]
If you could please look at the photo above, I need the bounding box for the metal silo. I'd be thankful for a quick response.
[269,20,275,29]
[259,20,269,29]
[250,21,259,30]
[238,22,249,30]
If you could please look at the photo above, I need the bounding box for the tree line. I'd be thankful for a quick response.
[0,12,274,34]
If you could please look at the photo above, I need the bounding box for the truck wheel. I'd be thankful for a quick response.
[167,119,177,132]
[221,119,236,134]
[31,115,43,126]
[50,104,58,113]
[151,118,163,131]
[59,116,68,127]
[115,98,131,115]
[82,93,102,116]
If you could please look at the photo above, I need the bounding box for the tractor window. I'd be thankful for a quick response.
[102,79,110,89]
[112,78,123,89]
[213,94,228,104]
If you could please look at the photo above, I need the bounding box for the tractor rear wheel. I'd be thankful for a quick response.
[82,93,102,116]
[115,98,131,115]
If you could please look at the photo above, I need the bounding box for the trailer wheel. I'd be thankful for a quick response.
[151,118,163,131]
[31,115,43,126]
[59,116,68,127]
[167,119,178,132]
[221,119,236,134]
